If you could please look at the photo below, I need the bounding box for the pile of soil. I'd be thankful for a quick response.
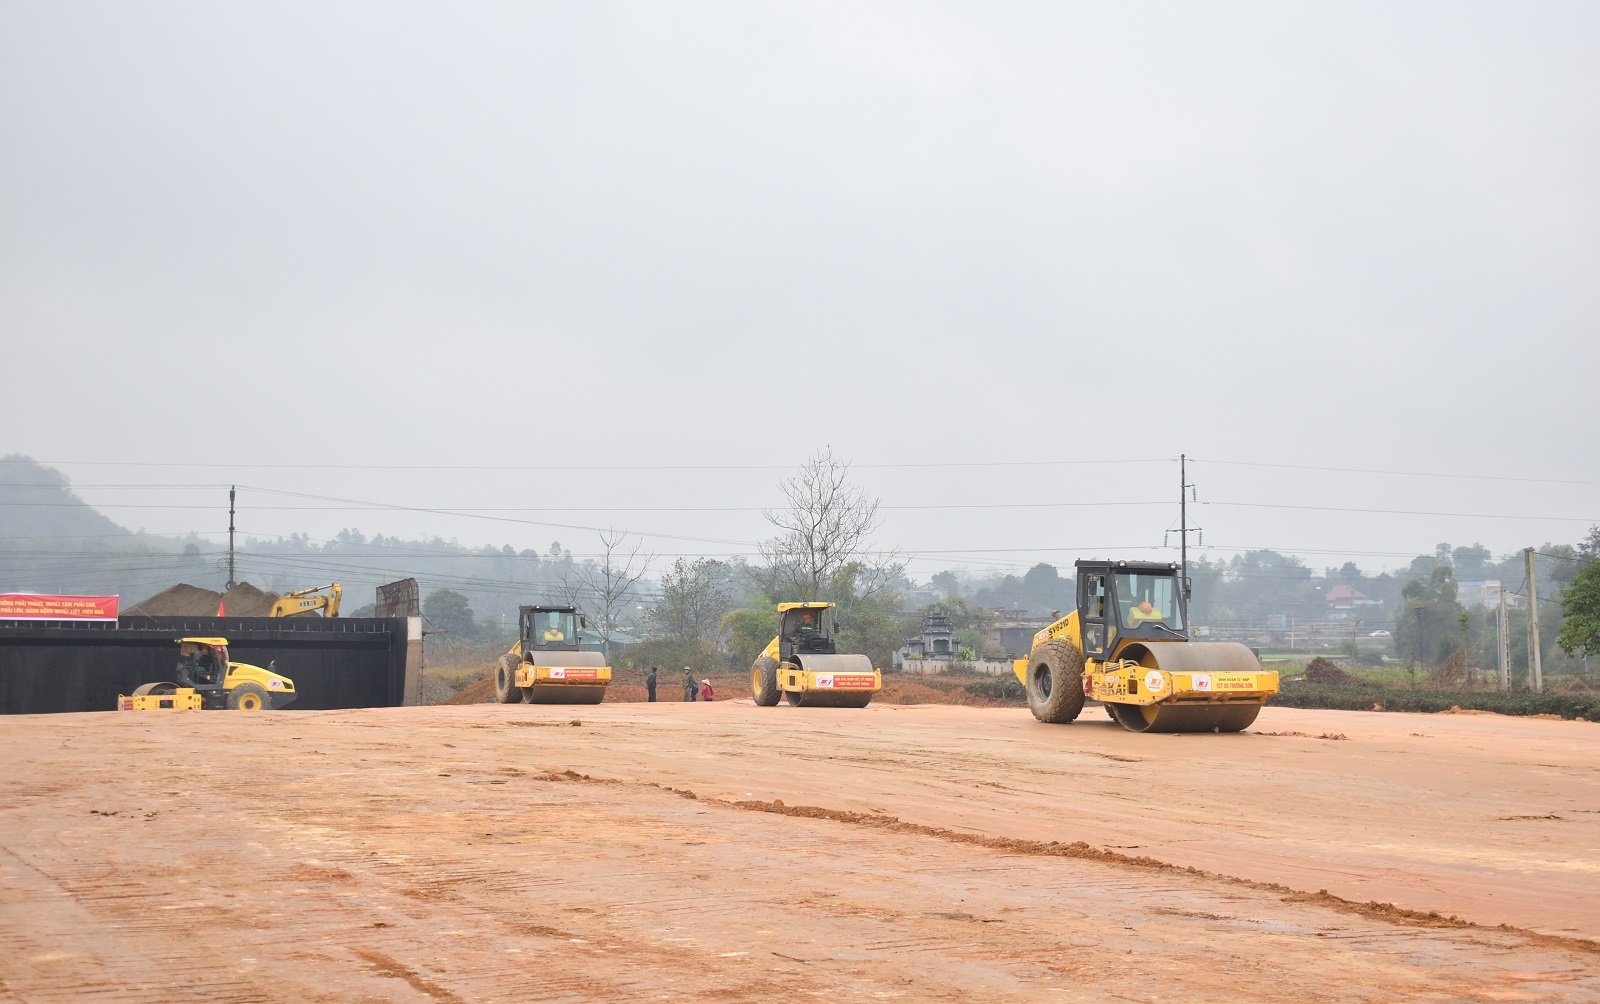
[1305,657,1359,686]
[125,582,280,617]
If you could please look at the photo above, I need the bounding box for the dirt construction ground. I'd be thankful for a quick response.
[2,700,1597,1003]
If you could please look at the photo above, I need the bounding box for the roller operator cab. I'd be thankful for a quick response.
[492,605,613,706]
[750,602,881,708]
[1012,560,1279,733]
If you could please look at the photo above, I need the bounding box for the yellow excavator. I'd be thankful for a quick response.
[269,583,342,618]
[117,637,297,711]
[750,602,880,708]
[1015,559,1278,733]
[493,605,612,705]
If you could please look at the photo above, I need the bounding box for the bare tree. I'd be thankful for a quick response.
[559,528,651,658]
[647,558,733,647]
[759,448,902,601]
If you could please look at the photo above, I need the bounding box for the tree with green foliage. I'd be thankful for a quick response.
[833,585,906,669]
[647,558,732,648]
[1395,566,1465,666]
[1558,558,1600,659]
[721,607,776,667]
[423,588,479,639]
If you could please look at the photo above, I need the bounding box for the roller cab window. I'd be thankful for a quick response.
[781,607,837,658]
[531,610,578,649]
[1113,572,1186,636]
[1080,573,1110,658]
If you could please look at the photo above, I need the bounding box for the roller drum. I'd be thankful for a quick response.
[1122,641,1267,733]
[1136,641,1262,675]
[1109,701,1263,733]
[791,654,877,708]
[795,654,874,675]
[525,686,607,705]
[524,650,609,706]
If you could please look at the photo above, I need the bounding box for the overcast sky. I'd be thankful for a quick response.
[3,1,1597,583]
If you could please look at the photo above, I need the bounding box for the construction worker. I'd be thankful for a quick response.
[700,679,715,702]
[197,644,225,685]
[542,617,565,643]
[178,642,222,687]
[645,666,658,702]
[682,667,698,702]
[1127,599,1165,626]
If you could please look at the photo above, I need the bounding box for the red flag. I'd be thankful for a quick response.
[216,600,226,616]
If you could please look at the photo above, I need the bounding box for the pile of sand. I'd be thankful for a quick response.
[125,582,280,617]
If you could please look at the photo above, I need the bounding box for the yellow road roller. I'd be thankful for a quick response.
[493,605,612,705]
[117,637,297,711]
[751,602,880,708]
[1014,560,1278,733]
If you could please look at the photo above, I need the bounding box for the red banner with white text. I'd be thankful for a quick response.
[0,594,120,621]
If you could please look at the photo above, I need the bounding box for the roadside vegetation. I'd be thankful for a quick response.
[1272,656,1600,722]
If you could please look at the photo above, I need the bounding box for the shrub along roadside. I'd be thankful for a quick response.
[1275,680,1600,722]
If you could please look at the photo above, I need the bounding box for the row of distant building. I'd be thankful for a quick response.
[1324,580,1523,613]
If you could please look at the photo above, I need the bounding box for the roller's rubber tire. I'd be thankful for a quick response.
[494,654,524,704]
[751,657,781,707]
[1025,639,1086,724]
[227,682,270,711]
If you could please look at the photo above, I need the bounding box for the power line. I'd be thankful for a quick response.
[1196,457,1600,488]
[0,498,1174,514]
[9,457,1167,473]
[1207,501,1598,523]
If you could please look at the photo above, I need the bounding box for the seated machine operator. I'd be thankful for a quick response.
[1126,599,1165,626]
[178,643,224,687]
[542,618,566,643]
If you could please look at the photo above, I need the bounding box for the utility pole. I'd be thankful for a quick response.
[1496,585,1510,693]
[1524,547,1543,693]
[1176,454,1200,602]
[226,485,237,590]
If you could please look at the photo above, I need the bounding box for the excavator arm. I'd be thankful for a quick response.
[268,583,342,618]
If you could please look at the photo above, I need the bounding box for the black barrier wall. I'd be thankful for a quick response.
[0,616,410,714]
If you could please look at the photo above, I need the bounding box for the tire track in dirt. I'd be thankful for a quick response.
[537,767,1600,959]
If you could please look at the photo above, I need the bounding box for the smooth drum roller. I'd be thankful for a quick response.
[524,651,610,705]
[783,654,877,708]
[1110,641,1271,733]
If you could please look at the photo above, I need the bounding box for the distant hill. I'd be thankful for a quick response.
[0,454,131,541]
[0,455,584,616]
